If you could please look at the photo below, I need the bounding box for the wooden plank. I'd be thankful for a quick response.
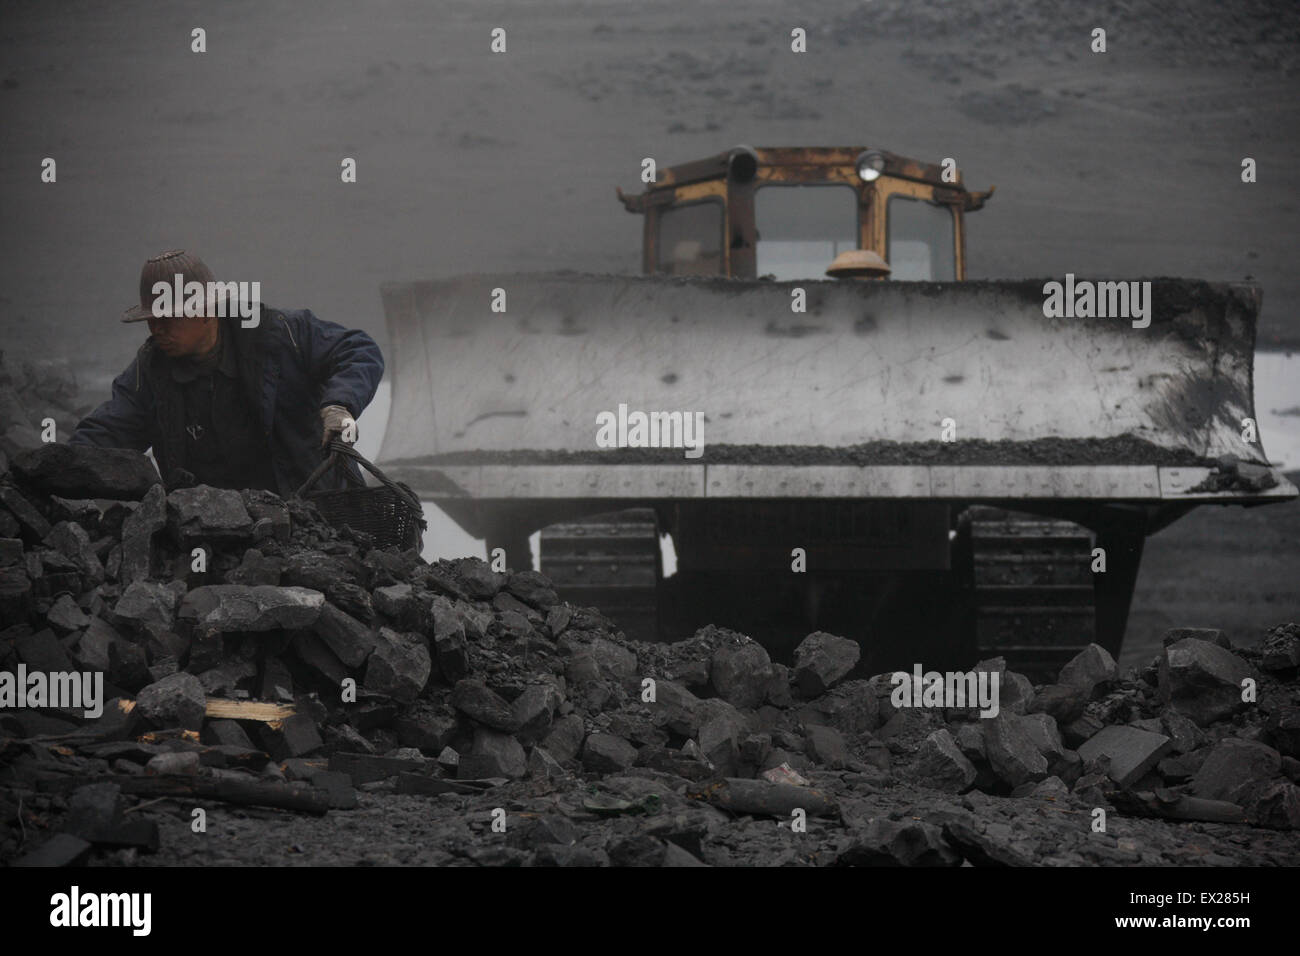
[205,699,296,723]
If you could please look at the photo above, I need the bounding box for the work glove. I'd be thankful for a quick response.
[320,404,358,449]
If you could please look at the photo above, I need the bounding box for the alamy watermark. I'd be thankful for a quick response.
[50,886,151,936]
[1042,274,1151,329]
[595,403,704,459]
[0,665,103,718]
[151,273,261,327]
[890,664,1000,718]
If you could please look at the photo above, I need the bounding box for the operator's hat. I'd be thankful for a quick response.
[122,249,217,322]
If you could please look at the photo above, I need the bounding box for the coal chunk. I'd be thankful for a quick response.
[792,631,860,697]
[710,637,772,710]
[451,679,519,732]
[12,443,160,500]
[136,671,207,730]
[179,584,324,633]
[364,628,431,703]
[167,486,253,543]
[1158,638,1255,727]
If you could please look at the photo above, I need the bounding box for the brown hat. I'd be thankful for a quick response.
[122,250,217,323]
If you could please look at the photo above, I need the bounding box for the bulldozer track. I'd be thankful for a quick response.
[968,506,1097,680]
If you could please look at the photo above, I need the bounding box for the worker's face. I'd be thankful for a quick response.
[147,314,216,358]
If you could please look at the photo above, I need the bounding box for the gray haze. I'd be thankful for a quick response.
[2,0,1300,390]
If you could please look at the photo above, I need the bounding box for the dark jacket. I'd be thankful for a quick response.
[70,307,384,497]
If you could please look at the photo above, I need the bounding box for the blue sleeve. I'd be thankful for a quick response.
[68,357,152,451]
[278,309,384,418]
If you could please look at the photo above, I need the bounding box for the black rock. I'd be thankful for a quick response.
[136,672,207,730]
[450,679,519,732]
[12,443,160,500]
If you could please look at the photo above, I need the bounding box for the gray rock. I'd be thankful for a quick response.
[1161,708,1207,754]
[0,536,23,567]
[583,733,639,773]
[916,728,978,793]
[710,638,772,709]
[792,631,860,697]
[1076,724,1173,788]
[372,582,416,621]
[469,727,527,779]
[136,672,207,730]
[364,628,431,703]
[225,548,284,586]
[12,443,159,500]
[542,713,585,763]
[0,485,50,540]
[1268,707,1300,759]
[1158,638,1256,726]
[240,489,290,542]
[942,819,1034,867]
[450,679,519,732]
[527,746,567,781]
[954,723,986,762]
[145,751,202,775]
[511,683,561,742]
[648,679,703,737]
[430,597,469,681]
[498,609,533,640]
[804,723,851,770]
[118,484,166,583]
[312,601,376,668]
[166,486,252,543]
[1191,738,1282,805]
[1057,643,1119,699]
[112,580,184,632]
[506,569,559,609]
[455,558,506,599]
[697,699,751,774]
[998,670,1035,715]
[1029,683,1086,724]
[837,818,962,867]
[43,521,104,585]
[73,617,118,672]
[292,632,349,687]
[1261,624,1300,672]
[981,713,1050,787]
[1250,780,1300,829]
[46,593,89,633]
[589,637,638,682]
[179,585,324,633]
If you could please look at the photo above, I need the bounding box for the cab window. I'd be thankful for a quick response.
[755,184,858,281]
[887,195,956,280]
[656,200,724,275]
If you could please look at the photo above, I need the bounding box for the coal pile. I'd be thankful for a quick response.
[2,443,1299,867]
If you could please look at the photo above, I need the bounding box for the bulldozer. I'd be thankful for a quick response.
[377,146,1296,678]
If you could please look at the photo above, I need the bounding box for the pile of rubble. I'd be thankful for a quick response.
[2,442,1299,867]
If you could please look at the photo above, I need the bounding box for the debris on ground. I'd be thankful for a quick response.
[3,444,1298,866]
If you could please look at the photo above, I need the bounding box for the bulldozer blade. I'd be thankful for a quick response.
[379,274,1271,469]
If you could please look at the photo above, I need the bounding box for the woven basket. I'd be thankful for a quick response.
[296,441,425,552]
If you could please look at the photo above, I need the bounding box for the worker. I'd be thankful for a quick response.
[70,250,383,495]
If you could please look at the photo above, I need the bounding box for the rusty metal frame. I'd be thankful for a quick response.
[622,147,988,280]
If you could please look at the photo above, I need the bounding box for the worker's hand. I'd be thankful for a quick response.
[320,404,358,448]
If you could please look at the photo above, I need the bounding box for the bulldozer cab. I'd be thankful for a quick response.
[618,146,993,281]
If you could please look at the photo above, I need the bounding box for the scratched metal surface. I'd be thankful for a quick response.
[378,273,1264,467]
